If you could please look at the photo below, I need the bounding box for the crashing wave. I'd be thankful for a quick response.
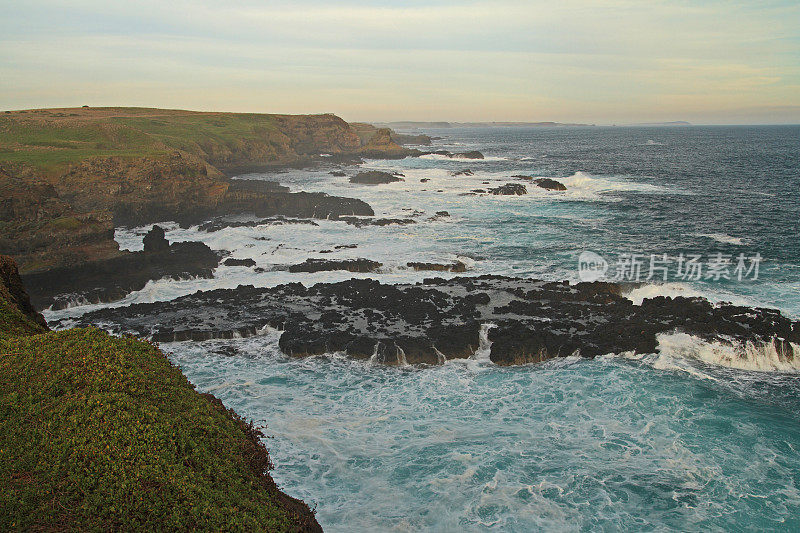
[655,331,800,373]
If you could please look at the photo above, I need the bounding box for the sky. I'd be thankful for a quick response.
[1,0,799,124]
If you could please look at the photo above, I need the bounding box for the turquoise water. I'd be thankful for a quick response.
[166,333,800,531]
[52,125,800,531]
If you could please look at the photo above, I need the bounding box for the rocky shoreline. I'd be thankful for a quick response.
[0,107,417,275]
[57,275,800,367]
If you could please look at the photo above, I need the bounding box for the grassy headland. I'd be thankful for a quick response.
[0,255,321,531]
[0,107,398,274]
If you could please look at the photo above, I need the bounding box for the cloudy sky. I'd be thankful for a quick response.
[1,0,799,123]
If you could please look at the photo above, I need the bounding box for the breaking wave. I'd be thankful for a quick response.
[654,331,800,373]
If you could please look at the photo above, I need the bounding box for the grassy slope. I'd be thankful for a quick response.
[0,282,318,531]
[0,107,285,174]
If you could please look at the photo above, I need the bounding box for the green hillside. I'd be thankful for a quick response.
[0,256,321,531]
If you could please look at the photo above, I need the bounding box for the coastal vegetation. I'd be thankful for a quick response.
[0,107,389,274]
[0,255,321,531]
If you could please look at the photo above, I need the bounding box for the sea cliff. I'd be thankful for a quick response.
[0,107,401,274]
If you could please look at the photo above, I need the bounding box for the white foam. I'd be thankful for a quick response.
[471,323,496,362]
[656,332,800,373]
[555,171,668,200]
[622,282,751,308]
[693,233,747,246]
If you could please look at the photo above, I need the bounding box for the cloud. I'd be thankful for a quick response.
[1,0,799,122]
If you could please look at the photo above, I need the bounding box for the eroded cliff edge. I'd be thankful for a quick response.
[0,107,410,274]
[0,255,322,531]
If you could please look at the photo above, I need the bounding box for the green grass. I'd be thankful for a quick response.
[0,110,286,173]
[0,296,315,530]
[0,298,46,339]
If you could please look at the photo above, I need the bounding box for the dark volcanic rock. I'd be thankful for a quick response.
[142,225,170,253]
[453,169,474,176]
[489,183,527,195]
[23,238,221,311]
[407,261,467,273]
[223,258,257,267]
[329,171,347,177]
[226,179,290,194]
[338,217,416,227]
[197,216,319,232]
[287,258,382,273]
[0,255,48,329]
[423,151,484,160]
[533,178,567,191]
[455,151,484,160]
[350,171,404,185]
[58,276,800,368]
[210,180,374,222]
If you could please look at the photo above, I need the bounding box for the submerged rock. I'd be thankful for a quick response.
[453,169,474,176]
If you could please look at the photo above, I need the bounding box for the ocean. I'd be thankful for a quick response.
[47,125,800,531]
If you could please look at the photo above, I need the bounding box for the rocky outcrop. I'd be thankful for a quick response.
[58,276,800,367]
[142,225,170,253]
[0,169,120,273]
[407,261,467,273]
[197,216,320,233]
[358,128,419,159]
[338,217,416,227]
[349,122,432,148]
[214,179,374,224]
[489,183,527,195]
[349,171,404,185]
[0,255,48,330]
[223,258,256,268]
[453,169,474,176]
[0,108,383,274]
[533,178,567,191]
[287,258,382,273]
[23,228,221,310]
[424,150,484,160]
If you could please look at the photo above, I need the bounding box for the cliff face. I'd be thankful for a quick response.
[0,108,380,273]
[0,255,48,334]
